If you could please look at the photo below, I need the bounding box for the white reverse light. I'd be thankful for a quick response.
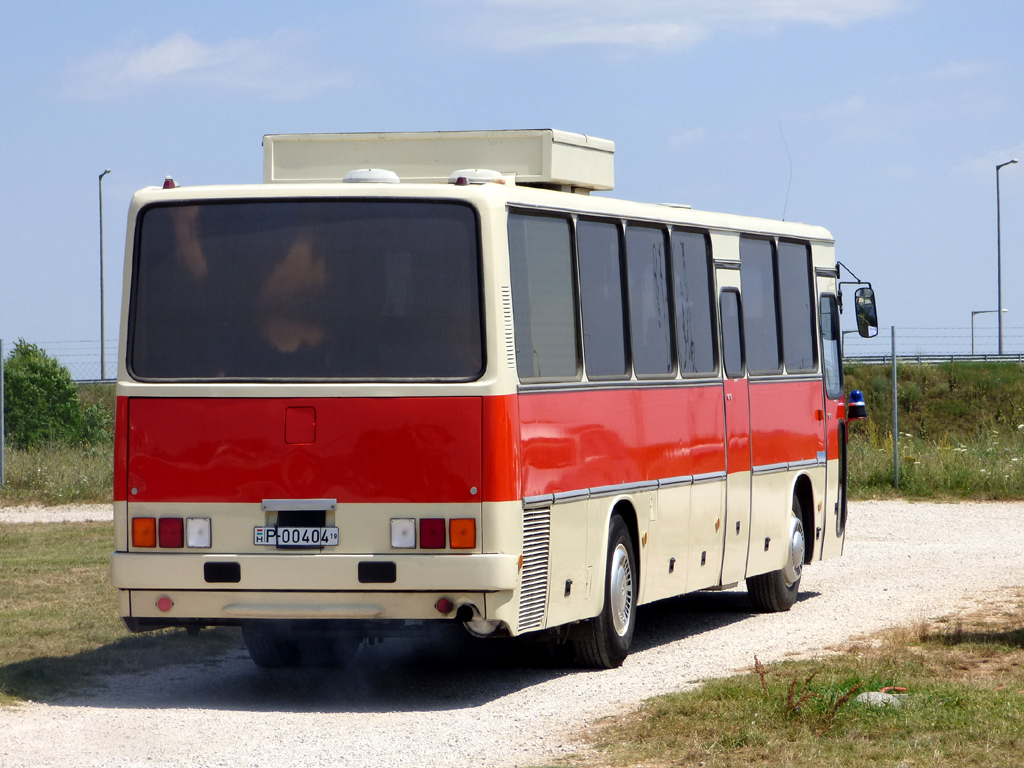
[186,518,212,548]
[390,518,416,549]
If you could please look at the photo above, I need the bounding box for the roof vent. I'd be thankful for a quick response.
[342,168,400,184]
[448,168,507,186]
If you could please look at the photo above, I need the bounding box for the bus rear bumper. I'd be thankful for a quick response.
[111,551,518,624]
[111,551,518,591]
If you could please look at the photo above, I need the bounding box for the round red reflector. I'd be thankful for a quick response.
[435,597,453,614]
[156,596,173,612]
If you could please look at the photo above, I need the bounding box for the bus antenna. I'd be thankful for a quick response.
[779,120,793,221]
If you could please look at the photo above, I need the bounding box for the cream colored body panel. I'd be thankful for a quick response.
[111,552,516,592]
[126,589,493,621]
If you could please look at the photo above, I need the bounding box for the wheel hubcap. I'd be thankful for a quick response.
[610,543,633,636]
[783,514,805,587]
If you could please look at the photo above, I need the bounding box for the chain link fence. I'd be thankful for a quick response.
[845,325,1024,361]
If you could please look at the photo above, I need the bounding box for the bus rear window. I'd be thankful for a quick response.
[129,200,483,381]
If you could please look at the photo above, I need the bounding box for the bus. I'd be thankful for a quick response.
[110,129,877,669]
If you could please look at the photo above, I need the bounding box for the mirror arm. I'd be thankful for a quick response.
[836,260,871,314]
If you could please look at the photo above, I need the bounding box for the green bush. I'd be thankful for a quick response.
[3,340,107,449]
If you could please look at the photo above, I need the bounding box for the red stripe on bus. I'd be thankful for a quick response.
[748,380,827,468]
[517,386,728,498]
[481,395,521,503]
[113,396,129,502]
[127,398,483,504]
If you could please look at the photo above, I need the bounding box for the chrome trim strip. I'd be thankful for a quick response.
[788,458,820,470]
[714,261,742,270]
[747,373,822,384]
[752,463,789,476]
[518,379,723,394]
[553,489,591,503]
[522,473,728,509]
[522,494,554,510]
[261,498,337,512]
[590,480,659,498]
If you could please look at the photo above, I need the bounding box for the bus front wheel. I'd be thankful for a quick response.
[746,495,804,612]
[574,515,636,669]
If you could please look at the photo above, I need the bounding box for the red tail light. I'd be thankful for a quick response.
[419,518,446,549]
[158,517,184,548]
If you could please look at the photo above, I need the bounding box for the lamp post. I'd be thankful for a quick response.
[98,171,111,382]
[996,159,1017,355]
[971,309,1007,355]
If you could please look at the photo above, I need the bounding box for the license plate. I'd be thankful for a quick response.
[254,526,339,548]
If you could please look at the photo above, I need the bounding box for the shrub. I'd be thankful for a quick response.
[3,340,94,448]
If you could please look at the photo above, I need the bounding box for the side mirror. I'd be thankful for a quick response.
[854,287,878,338]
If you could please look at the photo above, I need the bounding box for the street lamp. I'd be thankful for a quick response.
[98,171,111,382]
[996,159,1017,355]
[971,309,1008,355]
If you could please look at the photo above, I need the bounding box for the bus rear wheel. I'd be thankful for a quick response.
[746,495,804,612]
[574,515,636,669]
[243,623,301,668]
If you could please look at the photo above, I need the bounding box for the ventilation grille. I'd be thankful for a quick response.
[518,507,551,632]
[501,286,517,369]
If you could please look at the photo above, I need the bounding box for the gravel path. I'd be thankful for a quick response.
[0,503,113,523]
[2,500,1024,767]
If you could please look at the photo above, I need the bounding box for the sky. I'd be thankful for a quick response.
[2,0,1023,377]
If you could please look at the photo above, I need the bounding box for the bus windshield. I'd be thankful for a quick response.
[129,200,483,381]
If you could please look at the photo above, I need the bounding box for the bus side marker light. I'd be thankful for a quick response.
[158,518,184,548]
[186,518,211,548]
[390,518,416,549]
[449,518,476,549]
[435,597,454,614]
[132,518,156,548]
[419,518,446,549]
[156,596,173,612]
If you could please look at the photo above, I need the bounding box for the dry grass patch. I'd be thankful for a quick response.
[0,522,238,706]
[559,590,1024,768]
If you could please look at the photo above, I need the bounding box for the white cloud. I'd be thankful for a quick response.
[63,31,347,101]
[669,128,708,145]
[462,0,913,50]
[923,60,990,80]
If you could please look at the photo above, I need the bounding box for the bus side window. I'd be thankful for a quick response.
[777,241,817,373]
[577,219,629,379]
[507,212,580,381]
[671,230,717,375]
[820,295,842,399]
[739,237,782,375]
[625,224,674,378]
[720,289,744,379]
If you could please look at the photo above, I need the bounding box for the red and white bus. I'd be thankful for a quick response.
[110,129,877,668]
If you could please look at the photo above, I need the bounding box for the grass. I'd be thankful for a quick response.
[0,522,238,706]
[0,442,113,505]
[568,592,1024,768]
[846,361,1024,499]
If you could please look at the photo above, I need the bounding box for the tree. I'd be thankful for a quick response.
[3,340,86,449]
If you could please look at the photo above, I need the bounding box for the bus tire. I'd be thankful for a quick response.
[297,634,361,668]
[574,515,636,669]
[242,623,301,668]
[746,495,804,612]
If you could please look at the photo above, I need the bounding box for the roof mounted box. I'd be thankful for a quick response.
[263,129,615,191]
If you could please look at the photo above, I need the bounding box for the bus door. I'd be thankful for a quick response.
[716,269,752,586]
[818,291,846,560]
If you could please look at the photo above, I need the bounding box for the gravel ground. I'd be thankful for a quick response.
[0,504,113,524]
[2,499,1024,767]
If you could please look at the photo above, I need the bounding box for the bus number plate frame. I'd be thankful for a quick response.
[254,526,339,548]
